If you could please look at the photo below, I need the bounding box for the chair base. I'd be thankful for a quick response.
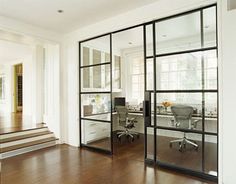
[117,130,139,141]
[170,136,198,152]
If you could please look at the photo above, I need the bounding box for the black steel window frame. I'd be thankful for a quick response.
[144,4,218,182]
[78,3,218,181]
[79,33,113,155]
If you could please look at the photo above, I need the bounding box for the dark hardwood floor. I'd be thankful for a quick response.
[88,133,217,174]
[1,143,217,184]
[0,113,44,134]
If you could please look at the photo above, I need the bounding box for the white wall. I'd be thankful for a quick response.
[220,0,236,183]
[0,65,12,114]
[43,44,60,139]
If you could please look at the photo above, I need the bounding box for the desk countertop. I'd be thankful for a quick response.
[84,111,217,120]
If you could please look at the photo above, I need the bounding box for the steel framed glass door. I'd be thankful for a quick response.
[143,5,218,181]
[78,3,218,182]
[79,34,113,154]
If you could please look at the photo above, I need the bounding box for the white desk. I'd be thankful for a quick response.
[82,112,217,143]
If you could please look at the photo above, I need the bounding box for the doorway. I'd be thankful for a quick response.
[14,63,23,113]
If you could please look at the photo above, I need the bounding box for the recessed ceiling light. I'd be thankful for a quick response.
[162,34,167,38]
[57,10,64,13]
[128,42,132,45]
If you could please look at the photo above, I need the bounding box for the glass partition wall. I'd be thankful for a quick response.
[79,4,218,181]
[144,5,218,181]
[79,35,113,153]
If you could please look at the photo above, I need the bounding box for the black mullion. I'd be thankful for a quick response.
[81,117,111,123]
[80,33,111,43]
[153,22,157,163]
[156,126,204,134]
[81,144,112,154]
[143,25,147,159]
[215,4,219,176]
[80,62,111,69]
[200,9,205,173]
[144,25,147,92]
[145,46,217,59]
[155,47,217,58]
[80,91,111,94]
[110,33,113,154]
[204,131,218,136]
[79,42,82,147]
[155,89,217,93]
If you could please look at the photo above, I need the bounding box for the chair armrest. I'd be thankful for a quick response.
[191,119,200,128]
[128,117,136,122]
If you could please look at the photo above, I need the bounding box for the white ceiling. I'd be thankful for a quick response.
[0,40,32,64]
[0,0,158,33]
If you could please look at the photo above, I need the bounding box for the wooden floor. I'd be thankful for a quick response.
[1,143,216,184]
[88,133,217,175]
[0,113,44,134]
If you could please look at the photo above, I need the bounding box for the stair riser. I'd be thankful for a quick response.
[0,128,49,139]
[1,134,55,148]
[0,141,58,159]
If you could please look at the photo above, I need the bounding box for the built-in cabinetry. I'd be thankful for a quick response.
[82,46,121,92]
[82,119,110,144]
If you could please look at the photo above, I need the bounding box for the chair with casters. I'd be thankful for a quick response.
[115,106,139,141]
[169,105,199,152]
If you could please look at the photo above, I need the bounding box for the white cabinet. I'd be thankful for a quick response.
[83,119,110,144]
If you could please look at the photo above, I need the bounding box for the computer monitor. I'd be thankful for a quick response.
[114,97,126,107]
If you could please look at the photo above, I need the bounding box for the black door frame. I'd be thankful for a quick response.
[78,3,218,182]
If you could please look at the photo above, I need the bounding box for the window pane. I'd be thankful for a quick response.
[81,120,111,151]
[205,93,217,133]
[156,93,203,132]
[81,93,111,121]
[156,12,201,54]
[81,64,111,92]
[156,52,202,90]
[205,135,217,176]
[156,129,202,172]
[204,50,217,90]
[203,7,217,47]
[81,35,110,66]
[145,24,153,57]
[147,127,154,160]
[146,59,154,90]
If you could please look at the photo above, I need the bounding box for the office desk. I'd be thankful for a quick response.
[83,111,217,143]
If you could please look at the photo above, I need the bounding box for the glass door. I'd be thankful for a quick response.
[144,5,218,181]
[79,34,113,153]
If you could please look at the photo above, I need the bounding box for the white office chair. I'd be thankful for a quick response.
[170,105,199,152]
